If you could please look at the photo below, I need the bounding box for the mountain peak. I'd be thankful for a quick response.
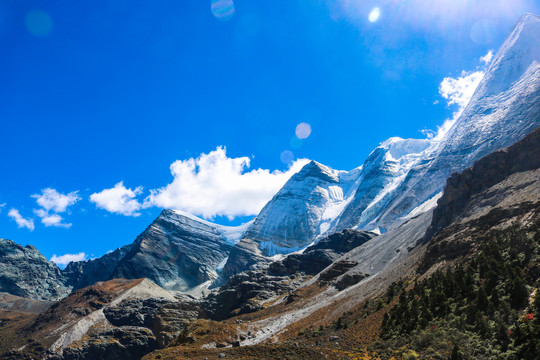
[294,160,339,183]
[475,12,540,98]
[517,12,540,24]
[376,137,432,162]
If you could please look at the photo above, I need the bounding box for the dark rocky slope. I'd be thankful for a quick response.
[65,209,245,293]
[422,125,540,269]
[0,239,70,301]
[205,229,375,320]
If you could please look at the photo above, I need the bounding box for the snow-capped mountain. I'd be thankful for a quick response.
[241,161,360,255]
[11,14,536,296]
[225,13,540,267]
[369,13,540,231]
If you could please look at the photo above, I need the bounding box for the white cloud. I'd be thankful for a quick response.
[31,188,79,228]
[145,147,310,219]
[34,209,71,228]
[434,70,484,140]
[8,209,35,231]
[50,252,87,267]
[439,70,484,109]
[0,203,5,212]
[480,50,494,65]
[32,188,80,213]
[90,182,143,216]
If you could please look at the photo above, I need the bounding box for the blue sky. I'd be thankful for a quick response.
[1,0,539,266]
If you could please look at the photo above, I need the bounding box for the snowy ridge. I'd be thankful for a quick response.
[241,161,363,253]
[170,210,252,246]
[476,13,540,98]
[226,13,540,258]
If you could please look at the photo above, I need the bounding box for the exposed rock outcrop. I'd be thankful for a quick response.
[269,229,374,276]
[0,239,70,301]
[64,210,250,293]
[427,126,540,238]
[421,126,540,270]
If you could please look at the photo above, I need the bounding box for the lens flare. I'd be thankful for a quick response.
[280,150,294,164]
[295,122,312,139]
[368,7,381,23]
[470,19,496,45]
[211,0,235,21]
[25,9,53,37]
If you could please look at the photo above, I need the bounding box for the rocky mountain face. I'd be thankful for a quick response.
[64,243,133,291]
[65,210,250,293]
[3,122,538,360]
[206,229,376,320]
[421,125,540,270]
[0,209,250,302]
[0,239,70,301]
[137,113,540,360]
[268,229,375,277]
[108,210,247,291]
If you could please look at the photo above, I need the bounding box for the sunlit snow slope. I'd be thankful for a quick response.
[235,13,540,257]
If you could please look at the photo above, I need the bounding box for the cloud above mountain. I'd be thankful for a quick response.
[90,148,309,219]
[432,50,494,140]
[90,182,143,216]
[8,209,35,231]
[145,147,309,219]
[32,188,80,228]
[32,188,80,213]
[50,252,87,267]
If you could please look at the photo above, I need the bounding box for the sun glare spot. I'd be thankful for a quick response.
[470,19,496,44]
[211,0,235,21]
[368,7,381,23]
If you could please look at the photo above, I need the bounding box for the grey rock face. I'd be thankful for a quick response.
[333,211,433,289]
[208,229,375,320]
[421,125,540,270]
[428,125,540,238]
[110,210,235,291]
[64,244,133,291]
[103,295,202,347]
[205,269,299,320]
[220,238,270,281]
[0,239,70,301]
[268,229,375,276]
[64,210,248,293]
[104,298,171,328]
[57,327,159,360]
